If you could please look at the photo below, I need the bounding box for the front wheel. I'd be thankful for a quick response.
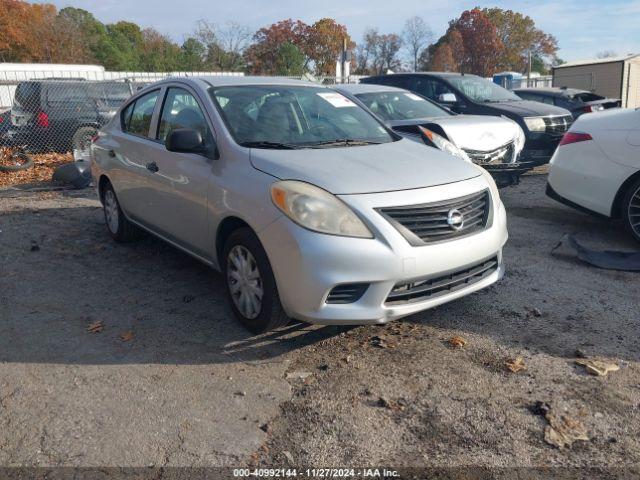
[223,228,290,333]
[622,178,640,243]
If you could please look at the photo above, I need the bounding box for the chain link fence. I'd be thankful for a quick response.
[0,70,245,161]
[0,69,366,161]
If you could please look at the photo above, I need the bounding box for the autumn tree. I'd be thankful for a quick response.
[483,8,559,72]
[244,19,311,74]
[194,20,251,71]
[307,18,353,76]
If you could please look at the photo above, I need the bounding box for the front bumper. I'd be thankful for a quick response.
[258,176,508,324]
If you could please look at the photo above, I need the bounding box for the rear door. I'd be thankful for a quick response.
[135,85,215,257]
[108,89,162,222]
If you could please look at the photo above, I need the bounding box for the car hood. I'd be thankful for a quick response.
[485,100,570,117]
[389,115,521,151]
[249,138,482,195]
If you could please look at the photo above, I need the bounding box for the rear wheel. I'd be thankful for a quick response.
[223,228,289,333]
[622,178,640,243]
[102,182,140,242]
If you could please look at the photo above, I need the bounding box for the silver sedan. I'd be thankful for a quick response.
[91,76,508,332]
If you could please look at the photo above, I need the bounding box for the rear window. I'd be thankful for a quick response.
[571,92,604,102]
[46,84,90,107]
[14,83,41,110]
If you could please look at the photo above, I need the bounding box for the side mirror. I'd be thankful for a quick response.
[438,93,458,104]
[165,128,218,159]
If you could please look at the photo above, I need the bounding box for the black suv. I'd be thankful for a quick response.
[7,79,134,154]
[362,72,574,166]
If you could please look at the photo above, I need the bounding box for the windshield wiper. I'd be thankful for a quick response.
[239,141,300,150]
[304,139,383,148]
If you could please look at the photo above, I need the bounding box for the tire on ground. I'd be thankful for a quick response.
[222,227,290,333]
[102,180,140,242]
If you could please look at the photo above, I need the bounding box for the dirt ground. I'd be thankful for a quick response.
[0,174,639,475]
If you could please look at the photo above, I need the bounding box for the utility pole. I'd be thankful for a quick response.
[341,37,348,84]
[527,49,532,87]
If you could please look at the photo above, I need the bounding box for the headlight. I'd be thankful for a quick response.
[271,180,373,238]
[514,123,526,152]
[523,116,546,132]
[419,126,471,163]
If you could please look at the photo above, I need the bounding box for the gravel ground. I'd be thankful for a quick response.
[0,174,639,474]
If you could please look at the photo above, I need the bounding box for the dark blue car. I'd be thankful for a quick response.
[514,87,620,119]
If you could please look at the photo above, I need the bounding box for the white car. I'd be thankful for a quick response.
[547,108,640,242]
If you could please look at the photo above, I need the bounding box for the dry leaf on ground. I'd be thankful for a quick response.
[448,336,467,348]
[86,321,104,333]
[119,330,134,342]
[544,411,589,448]
[0,148,72,188]
[505,356,526,373]
[575,358,620,376]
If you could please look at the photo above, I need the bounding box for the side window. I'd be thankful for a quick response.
[122,90,159,138]
[381,76,408,89]
[157,87,212,144]
[410,78,453,101]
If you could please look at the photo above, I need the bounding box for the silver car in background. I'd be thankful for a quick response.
[91,77,508,333]
[334,84,527,187]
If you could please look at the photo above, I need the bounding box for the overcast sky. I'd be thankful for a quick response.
[45,0,640,62]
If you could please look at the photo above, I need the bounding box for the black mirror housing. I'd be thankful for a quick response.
[165,128,204,153]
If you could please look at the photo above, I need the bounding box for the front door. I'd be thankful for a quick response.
[138,86,215,258]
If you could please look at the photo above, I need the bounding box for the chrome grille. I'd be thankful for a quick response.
[544,115,573,135]
[378,190,491,246]
[386,256,499,305]
[464,142,515,165]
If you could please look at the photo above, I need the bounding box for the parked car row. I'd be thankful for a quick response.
[334,83,527,187]
[361,72,575,169]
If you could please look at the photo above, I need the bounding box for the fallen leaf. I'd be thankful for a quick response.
[544,411,589,449]
[370,335,395,349]
[505,356,526,373]
[575,359,620,376]
[119,330,134,342]
[86,321,104,333]
[448,336,467,348]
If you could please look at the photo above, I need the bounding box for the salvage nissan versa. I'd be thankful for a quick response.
[91,77,508,333]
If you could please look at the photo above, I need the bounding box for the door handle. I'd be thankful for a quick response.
[146,161,159,173]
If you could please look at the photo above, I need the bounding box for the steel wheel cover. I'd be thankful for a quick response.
[227,245,263,320]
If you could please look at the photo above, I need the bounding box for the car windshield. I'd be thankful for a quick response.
[355,91,449,121]
[448,76,520,103]
[210,85,394,148]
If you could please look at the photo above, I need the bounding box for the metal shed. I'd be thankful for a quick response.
[552,54,640,108]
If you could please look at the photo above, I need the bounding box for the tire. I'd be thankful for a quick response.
[0,150,33,172]
[222,228,290,333]
[72,126,98,161]
[621,178,640,243]
[101,182,140,242]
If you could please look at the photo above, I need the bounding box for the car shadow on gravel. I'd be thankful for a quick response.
[0,205,347,366]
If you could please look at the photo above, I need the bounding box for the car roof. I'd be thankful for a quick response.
[154,76,320,88]
[367,72,478,79]
[335,83,408,94]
